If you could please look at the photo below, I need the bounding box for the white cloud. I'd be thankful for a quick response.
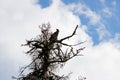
[96,23,110,40]
[0,0,120,80]
[102,7,112,17]
[100,0,116,18]
[68,3,101,25]
[67,3,111,40]
[61,40,120,80]
[0,0,87,79]
[109,33,120,48]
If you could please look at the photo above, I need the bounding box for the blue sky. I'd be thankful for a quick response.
[0,0,120,80]
[38,0,120,45]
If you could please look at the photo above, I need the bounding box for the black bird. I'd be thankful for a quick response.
[49,29,59,42]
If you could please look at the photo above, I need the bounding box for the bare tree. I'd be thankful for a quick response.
[14,23,85,80]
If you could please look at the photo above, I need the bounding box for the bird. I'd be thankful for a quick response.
[49,29,59,42]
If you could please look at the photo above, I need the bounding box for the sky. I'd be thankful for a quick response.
[0,0,120,80]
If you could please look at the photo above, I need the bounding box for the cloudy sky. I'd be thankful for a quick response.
[0,0,120,80]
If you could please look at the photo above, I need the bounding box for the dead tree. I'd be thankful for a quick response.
[15,23,85,80]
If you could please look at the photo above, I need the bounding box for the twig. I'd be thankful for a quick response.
[58,25,78,42]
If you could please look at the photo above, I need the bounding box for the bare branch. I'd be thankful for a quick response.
[58,25,78,42]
